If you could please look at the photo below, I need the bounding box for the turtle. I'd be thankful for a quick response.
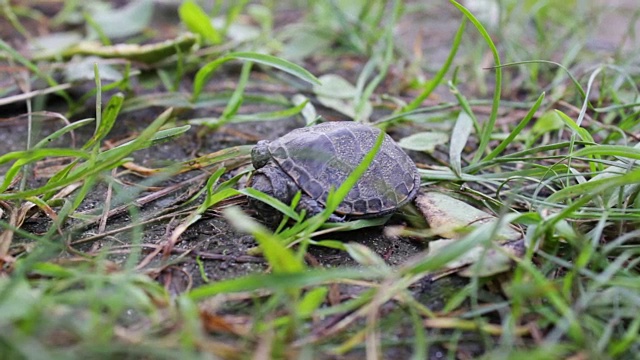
[248,121,421,223]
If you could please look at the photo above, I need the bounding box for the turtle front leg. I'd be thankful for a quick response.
[248,164,300,224]
[297,195,344,222]
[248,163,344,223]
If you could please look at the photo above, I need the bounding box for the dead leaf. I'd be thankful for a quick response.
[415,191,521,241]
[415,191,525,277]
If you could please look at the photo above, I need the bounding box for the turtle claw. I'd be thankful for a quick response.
[327,213,346,222]
[296,195,343,222]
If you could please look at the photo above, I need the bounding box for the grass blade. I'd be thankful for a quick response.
[83,93,124,150]
[449,0,502,165]
[223,207,305,273]
[481,92,545,163]
[192,52,320,101]
[404,18,466,112]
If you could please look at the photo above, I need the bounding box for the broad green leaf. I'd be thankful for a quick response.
[64,33,197,64]
[449,112,473,176]
[532,110,564,136]
[179,0,221,44]
[90,0,153,39]
[64,56,123,82]
[313,74,371,119]
[313,74,357,98]
[292,95,317,125]
[281,27,333,60]
[217,19,260,43]
[29,31,83,58]
[398,132,449,153]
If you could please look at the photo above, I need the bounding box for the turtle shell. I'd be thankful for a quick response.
[267,121,420,217]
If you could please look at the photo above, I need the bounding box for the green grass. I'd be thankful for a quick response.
[1,0,640,358]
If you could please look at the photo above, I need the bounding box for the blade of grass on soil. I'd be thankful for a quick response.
[192,52,321,101]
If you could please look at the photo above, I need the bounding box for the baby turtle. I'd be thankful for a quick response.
[248,121,421,222]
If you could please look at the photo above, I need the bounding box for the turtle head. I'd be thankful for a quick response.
[251,140,271,169]
[248,165,298,225]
